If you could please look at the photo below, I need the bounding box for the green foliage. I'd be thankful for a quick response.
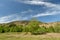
[0,24,23,33]
[0,26,3,33]
[3,27,10,32]
[0,19,60,35]
[31,26,46,35]
[9,25,23,32]
[27,19,39,32]
[25,19,47,35]
[17,26,23,32]
[46,26,55,33]
[53,25,60,33]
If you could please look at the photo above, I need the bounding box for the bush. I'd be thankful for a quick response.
[0,26,3,33]
[3,27,10,32]
[0,25,10,33]
[54,26,60,33]
[46,26,55,33]
[31,26,46,35]
[17,26,23,32]
[9,25,23,32]
[9,27,17,32]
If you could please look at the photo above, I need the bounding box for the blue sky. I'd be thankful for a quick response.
[0,0,60,23]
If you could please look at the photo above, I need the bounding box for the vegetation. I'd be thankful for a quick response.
[0,19,60,35]
[0,20,60,40]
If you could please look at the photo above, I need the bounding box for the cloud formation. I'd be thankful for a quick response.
[16,0,59,7]
[0,9,34,23]
[33,11,60,17]
[0,0,60,23]
[0,15,14,23]
[19,0,60,17]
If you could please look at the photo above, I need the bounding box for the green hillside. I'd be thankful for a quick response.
[0,20,60,35]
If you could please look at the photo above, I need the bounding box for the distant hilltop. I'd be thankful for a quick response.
[0,20,60,28]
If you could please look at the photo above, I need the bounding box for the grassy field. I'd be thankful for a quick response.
[0,32,60,40]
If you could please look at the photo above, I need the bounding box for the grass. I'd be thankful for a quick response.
[0,32,60,40]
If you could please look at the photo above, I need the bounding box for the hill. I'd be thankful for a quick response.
[0,20,60,28]
[0,20,60,34]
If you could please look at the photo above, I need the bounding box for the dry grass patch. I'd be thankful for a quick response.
[0,33,60,40]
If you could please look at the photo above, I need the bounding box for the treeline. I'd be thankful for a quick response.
[0,20,60,35]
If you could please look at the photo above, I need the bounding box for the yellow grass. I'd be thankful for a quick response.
[0,32,60,40]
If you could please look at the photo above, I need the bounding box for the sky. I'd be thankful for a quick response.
[0,0,60,23]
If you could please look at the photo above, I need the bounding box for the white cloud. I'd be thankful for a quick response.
[0,0,60,23]
[23,1,57,7]
[15,0,60,15]
[0,15,14,23]
[33,11,60,17]
[21,9,33,14]
[19,0,60,17]
[0,9,34,23]
[16,0,59,8]
[0,14,29,23]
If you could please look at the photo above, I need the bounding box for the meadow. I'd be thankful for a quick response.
[0,32,60,40]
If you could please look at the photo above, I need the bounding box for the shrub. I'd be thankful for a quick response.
[17,25,23,32]
[54,26,60,33]
[3,27,10,32]
[46,26,55,33]
[31,26,46,35]
[0,26,3,33]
